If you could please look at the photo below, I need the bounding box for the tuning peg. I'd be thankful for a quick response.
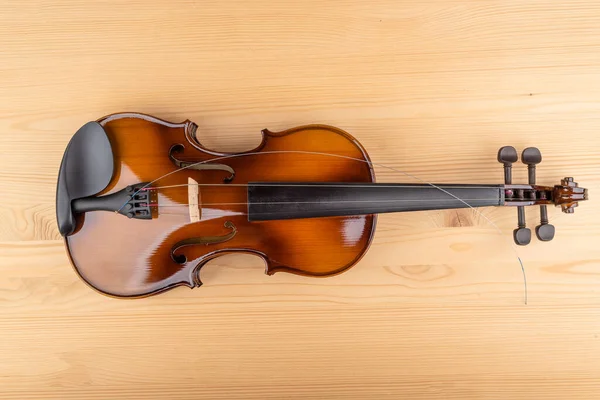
[498,146,518,184]
[522,147,542,184]
[522,147,555,241]
[514,206,531,245]
[536,205,555,241]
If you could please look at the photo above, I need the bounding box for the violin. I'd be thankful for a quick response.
[56,112,588,298]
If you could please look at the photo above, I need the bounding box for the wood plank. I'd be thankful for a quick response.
[1,0,600,398]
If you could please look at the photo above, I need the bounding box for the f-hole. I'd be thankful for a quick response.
[170,221,238,264]
[169,144,235,183]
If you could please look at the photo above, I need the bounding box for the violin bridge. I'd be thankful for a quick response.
[188,177,201,223]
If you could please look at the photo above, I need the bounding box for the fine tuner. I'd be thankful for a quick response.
[497,146,587,246]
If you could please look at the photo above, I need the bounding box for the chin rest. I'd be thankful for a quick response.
[56,122,114,236]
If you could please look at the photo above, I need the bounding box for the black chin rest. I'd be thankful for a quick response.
[56,122,114,236]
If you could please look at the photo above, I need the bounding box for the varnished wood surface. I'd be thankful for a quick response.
[1,0,600,398]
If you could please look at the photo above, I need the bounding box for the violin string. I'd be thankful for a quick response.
[142,183,504,190]
[119,149,527,304]
[141,198,502,207]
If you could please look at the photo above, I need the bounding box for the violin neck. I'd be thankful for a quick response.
[247,182,504,221]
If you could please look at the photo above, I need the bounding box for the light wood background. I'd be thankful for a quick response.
[1,0,600,399]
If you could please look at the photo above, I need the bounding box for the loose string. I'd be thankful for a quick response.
[118,150,528,304]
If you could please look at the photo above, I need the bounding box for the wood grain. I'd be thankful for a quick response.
[1,0,600,398]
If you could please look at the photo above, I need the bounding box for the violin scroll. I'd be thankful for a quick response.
[555,177,587,213]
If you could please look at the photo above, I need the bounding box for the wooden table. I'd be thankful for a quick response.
[1,1,599,398]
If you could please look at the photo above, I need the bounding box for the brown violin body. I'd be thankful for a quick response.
[65,113,376,298]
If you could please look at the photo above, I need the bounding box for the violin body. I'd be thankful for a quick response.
[64,113,376,298]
